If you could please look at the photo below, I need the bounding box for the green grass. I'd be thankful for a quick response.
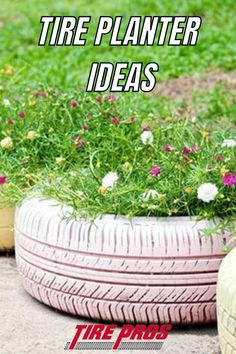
[31,91,235,220]
[0,0,235,226]
[0,0,236,91]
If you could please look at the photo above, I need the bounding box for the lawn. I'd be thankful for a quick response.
[0,0,235,220]
[0,0,236,90]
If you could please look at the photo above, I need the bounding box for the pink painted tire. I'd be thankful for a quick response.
[15,198,227,324]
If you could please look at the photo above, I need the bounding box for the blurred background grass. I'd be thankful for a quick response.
[0,0,235,210]
[0,0,236,90]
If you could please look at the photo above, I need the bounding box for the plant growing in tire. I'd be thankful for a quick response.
[11,92,236,323]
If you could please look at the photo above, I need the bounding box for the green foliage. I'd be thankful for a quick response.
[0,88,233,218]
[0,0,236,90]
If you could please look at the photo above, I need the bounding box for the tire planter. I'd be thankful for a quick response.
[15,198,228,324]
[0,207,15,251]
[217,247,236,354]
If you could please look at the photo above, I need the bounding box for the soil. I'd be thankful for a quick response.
[0,256,220,354]
[154,70,236,102]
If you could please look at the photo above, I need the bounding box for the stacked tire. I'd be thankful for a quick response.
[15,198,228,324]
[217,247,236,354]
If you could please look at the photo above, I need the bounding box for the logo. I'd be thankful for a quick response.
[64,324,172,351]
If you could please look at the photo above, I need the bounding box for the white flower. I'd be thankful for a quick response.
[141,189,158,201]
[102,172,119,189]
[0,136,13,149]
[197,183,218,203]
[3,99,10,106]
[221,139,236,148]
[141,130,154,145]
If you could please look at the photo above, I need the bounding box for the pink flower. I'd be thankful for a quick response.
[143,125,151,131]
[111,117,120,125]
[130,115,136,122]
[70,100,78,107]
[223,173,236,186]
[18,111,26,119]
[106,94,117,102]
[73,135,85,149]
[164,145,173,152]
[6,119,13,125]
[216,154,224,162]
[182,146,191,155]
[0,176,6,185]
[34,91,47,98]
[82,124,88,132]
[150,165,161,177]
[192,145,199,152]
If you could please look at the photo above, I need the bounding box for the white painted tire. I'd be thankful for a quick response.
[217,247,236,353]
[15,198,228,324]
